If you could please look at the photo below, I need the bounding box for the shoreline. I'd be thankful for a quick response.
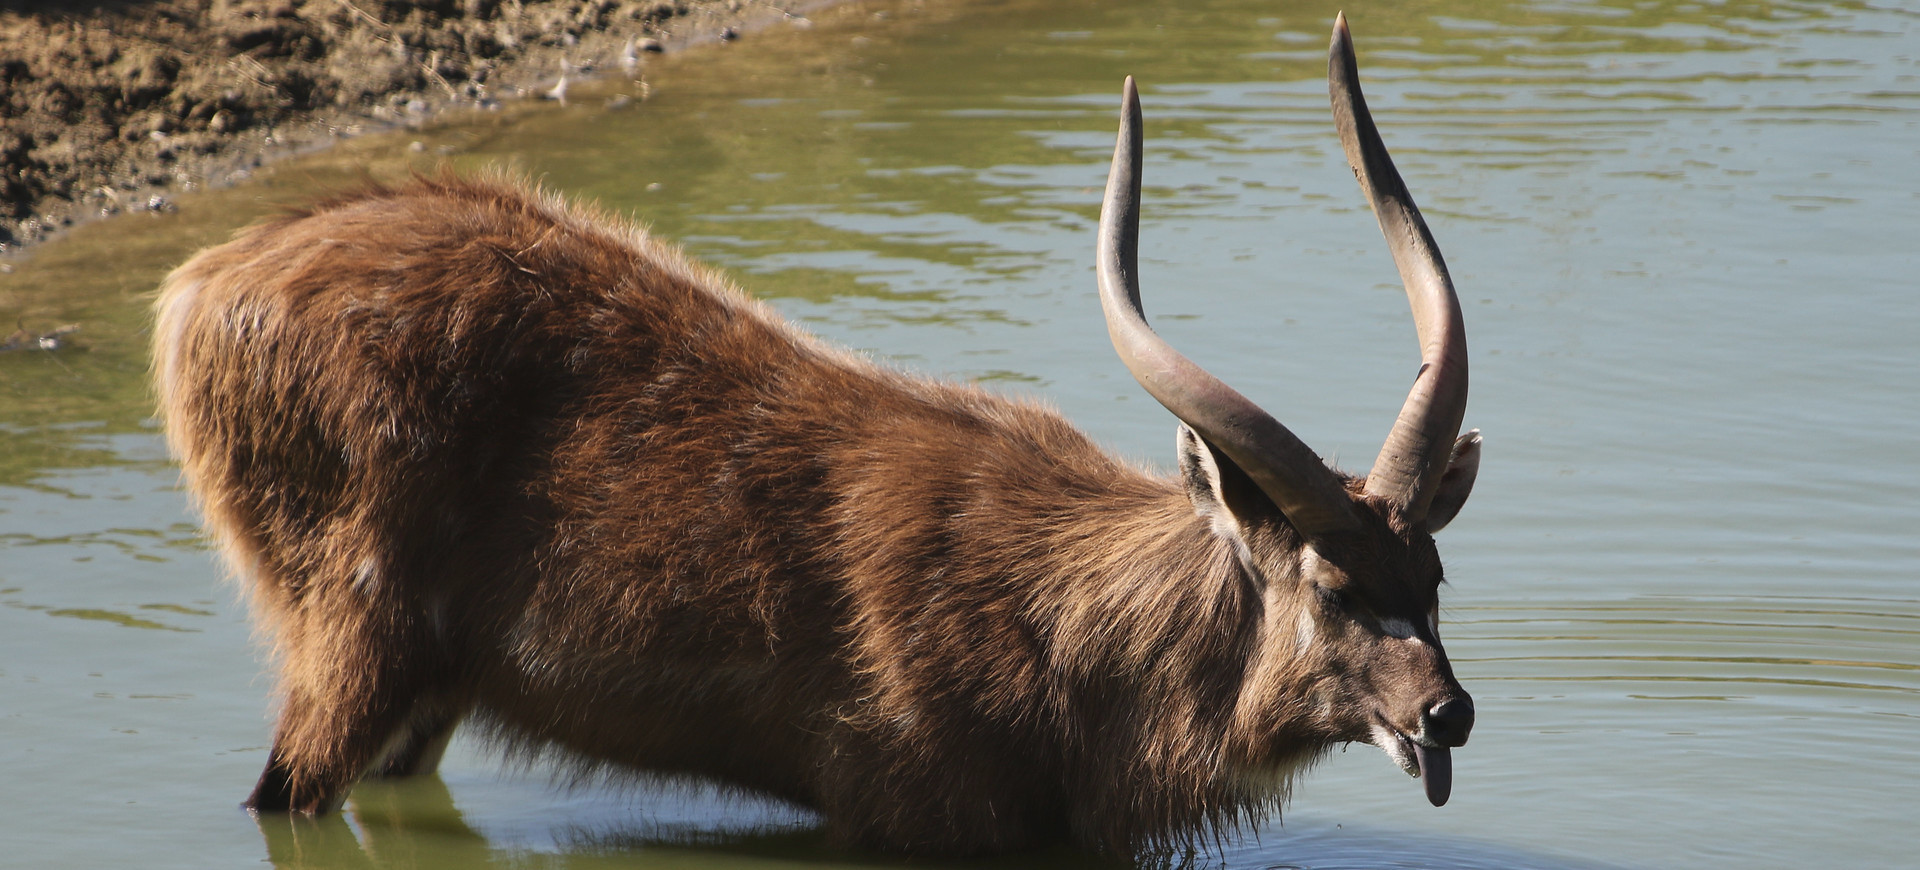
[0,0,836,257]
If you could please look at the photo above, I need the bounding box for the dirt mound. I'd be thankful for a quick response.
[0,0,808,252]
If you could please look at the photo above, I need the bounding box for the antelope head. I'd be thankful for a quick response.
[1096,15,1482,806]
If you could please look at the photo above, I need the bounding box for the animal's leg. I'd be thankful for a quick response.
[245,607,447,814]
[371,702,464,779]
[246,695,395,813]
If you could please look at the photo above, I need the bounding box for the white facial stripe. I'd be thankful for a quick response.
[1299,544,1324,579]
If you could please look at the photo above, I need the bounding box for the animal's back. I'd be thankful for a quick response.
[155,176,762,615]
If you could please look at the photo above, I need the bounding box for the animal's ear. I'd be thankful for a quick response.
[1422,429,1481,534]
[1177,424,1274,543]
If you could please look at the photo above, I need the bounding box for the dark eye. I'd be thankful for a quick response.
[1316,585,1349,612]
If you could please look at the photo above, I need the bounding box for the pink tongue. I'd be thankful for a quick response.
[1414,743,1452,807]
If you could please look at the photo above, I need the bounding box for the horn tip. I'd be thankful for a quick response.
[1330,14,1355,76]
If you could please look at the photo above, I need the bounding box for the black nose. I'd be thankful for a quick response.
[1423,697,1475,747]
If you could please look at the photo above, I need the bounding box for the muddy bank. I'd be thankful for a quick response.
[0,0,828,253]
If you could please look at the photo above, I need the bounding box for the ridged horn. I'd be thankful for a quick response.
[1097,76,1361,538]
[1331,14,1470,523]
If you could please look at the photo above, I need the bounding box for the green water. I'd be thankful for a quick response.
[2,0,1915,867]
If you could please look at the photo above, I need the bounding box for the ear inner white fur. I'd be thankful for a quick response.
[1177,424,1249,548]
[1421,429,1481,534]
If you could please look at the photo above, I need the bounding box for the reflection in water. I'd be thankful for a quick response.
[263,776,1622,870]
[1,0,1917,867]
[272,779,494,870]
[259,813,384,870]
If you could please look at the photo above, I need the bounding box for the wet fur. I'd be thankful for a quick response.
[155,175,1405,855]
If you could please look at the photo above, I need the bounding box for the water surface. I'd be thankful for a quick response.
[2,0,1915,867]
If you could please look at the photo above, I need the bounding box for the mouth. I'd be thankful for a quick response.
[1370,722,1453,807]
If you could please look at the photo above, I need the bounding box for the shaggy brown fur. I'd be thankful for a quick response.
[153,174,1473,856]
